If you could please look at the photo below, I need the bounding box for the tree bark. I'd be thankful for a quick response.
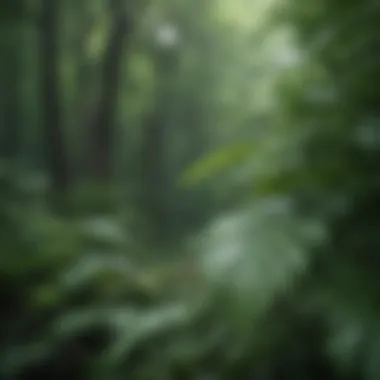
[0,1,29,167]
[39,0,71,196]
[0,23,23,163]
[86,0,131,183]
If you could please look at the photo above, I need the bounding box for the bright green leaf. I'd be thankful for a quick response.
[178,141,254,187]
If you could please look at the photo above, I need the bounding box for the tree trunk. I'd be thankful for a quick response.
[0,1,29,167]
[86,0,131,183]
[0,23,24,164]
[39,0,70,197]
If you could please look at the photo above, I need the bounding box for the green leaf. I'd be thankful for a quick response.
[178,141,254,187]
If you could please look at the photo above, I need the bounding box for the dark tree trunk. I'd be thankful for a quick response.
[65,1,95,181]
[0,24,23,164]
[0,1,29,166]
[39,0,71,196]
[86,0,131,183]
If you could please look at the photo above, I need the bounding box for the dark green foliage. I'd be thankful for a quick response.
[1,0,380,378]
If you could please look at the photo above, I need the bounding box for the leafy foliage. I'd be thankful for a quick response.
[2,0,380,379]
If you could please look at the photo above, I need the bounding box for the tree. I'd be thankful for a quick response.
[85,0,133,183]
[0,1,28,165]
[39,0,71,197]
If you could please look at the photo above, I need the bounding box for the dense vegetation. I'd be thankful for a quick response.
[1,0,379,379]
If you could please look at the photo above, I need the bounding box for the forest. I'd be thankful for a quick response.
[1,0,380,379]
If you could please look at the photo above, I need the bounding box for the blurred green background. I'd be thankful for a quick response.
[0,0,379,379]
